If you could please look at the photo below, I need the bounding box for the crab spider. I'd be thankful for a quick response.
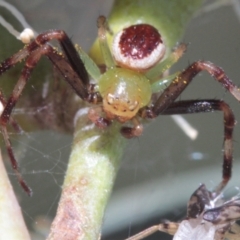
[0,15,239,195]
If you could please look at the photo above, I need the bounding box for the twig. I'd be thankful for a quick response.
[47,107,126,240]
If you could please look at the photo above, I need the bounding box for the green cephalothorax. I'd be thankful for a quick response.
[98,67,151,122]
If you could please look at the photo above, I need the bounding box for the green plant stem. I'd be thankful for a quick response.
[47,106,126,240]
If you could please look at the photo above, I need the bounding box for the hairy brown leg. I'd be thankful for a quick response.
[0,29,104,131]
[151,61,240,115]
[0,35,102,194]
[144,99,235,195]
[0,30,90,99]
[0,90,22,133]
[0,45,55,195]
[46,46,102,104]
[1,45,54,125]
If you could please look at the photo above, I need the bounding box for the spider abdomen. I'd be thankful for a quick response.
[98,67,151,122]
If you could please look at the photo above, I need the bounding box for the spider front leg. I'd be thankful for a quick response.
[0,89,23,133]
[121,61,240,139]
[144,99,235,195]
[0,44,57,195]
[142,61,239,193]
[152,61,240,114]
[0,30,101,194]
[0,30,91,100]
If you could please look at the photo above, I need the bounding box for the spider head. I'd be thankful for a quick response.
[98,68,151,122]
[103,93,140,122]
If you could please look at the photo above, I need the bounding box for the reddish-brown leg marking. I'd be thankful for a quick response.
[88,108,111,129]
[121,118,143,138]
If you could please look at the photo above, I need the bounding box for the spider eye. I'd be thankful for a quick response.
[112,24,166,71]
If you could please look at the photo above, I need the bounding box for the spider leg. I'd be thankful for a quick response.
[0,30,104,194]
[0,39,103,194]
[0,44,55,195]
[121,118,143,138]
[0,30,90,100]
[32,30,90,99]
[97,16,115,68]
[45,31,90,89]
[151,61,240,115]
[88,107,111,128]
[0,125,31,195]
[1,45,54,124]
[45,45,102,103]
[144,99,234,195]
[0,89,22,133]
[46,46,89,99]
[0,83,29,194]
[0,43,102,125]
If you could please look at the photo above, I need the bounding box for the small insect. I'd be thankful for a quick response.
[0,14,239,196]
[125,184,240,240]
